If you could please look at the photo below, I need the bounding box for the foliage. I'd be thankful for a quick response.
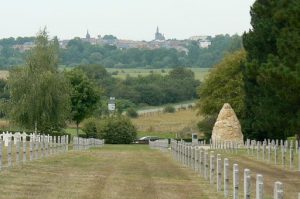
[197,50,246,118]
[196,50,246,139]
[197,116,217,140]
[65,68,102,131]
[7,29,71,133]
[126,108,138,118]
[242,0,300,139]
[82,117,98,138]
[163,105,175,113]
[112,67,200,106]
[96,116,137,144]
[78,65,200,108]
[0,79,9,118]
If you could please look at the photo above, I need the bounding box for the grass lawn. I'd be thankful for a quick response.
[0,145,223,199]
[65,127,85,137]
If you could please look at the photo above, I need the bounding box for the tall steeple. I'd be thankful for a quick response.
[86,30,91,39]
[155,26,165,41]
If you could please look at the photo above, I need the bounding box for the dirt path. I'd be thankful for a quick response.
[0,145,223,199]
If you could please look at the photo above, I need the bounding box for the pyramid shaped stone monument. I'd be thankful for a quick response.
[212,103,244,143]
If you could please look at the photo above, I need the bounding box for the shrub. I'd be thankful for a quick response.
[97,116,137,144]
[163,105,175,113]
[111,71,119,75]
[82,117,98,138]
[126,108,138,118]
[197,116,216,140]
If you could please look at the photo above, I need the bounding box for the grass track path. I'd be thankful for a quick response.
[0,145,222,199]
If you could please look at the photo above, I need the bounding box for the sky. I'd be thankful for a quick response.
[0,0,256,41]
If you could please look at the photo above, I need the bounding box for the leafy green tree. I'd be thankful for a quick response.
[196,50,246,138]
[65,68,101,135]
[243,0,300,139]
[8,29,71,133]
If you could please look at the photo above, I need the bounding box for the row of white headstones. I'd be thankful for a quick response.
[1,132,45,146]
[73,136,105,150]
[210,139,300,171]
[169,140,300,199]
[0,133,69,170]
[0,133,105,171]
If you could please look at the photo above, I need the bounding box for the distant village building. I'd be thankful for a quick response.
[189,35,211,48]
[82,30,98,45]
[8,29,207,54]
[12,42,35,52]
[154,27,165,41]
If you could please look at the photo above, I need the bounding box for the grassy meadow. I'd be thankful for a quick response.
[132,108,203,138]
[0,67,210,81]
[106,67,210,81]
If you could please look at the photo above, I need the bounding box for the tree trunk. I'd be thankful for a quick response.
[34,120,37,134]
[76,122,79,137]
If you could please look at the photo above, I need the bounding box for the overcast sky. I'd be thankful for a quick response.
[0,0,255,41]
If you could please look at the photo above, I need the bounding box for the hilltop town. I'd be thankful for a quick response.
[11,27,211,54]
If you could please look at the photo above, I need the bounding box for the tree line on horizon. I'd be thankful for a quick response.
[0,34,242,69]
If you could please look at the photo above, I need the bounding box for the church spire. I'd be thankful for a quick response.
[156,26,159,33]
[86,30,91,39]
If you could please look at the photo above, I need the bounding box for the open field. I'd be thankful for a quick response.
[106,67,210,81]
[0,145,223,199]
[1,68,210,81]
[132,108,202,137]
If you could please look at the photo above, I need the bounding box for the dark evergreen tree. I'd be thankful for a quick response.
[243,0,300,139]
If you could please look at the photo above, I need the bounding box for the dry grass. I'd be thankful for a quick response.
[132,109,202,135]
[0,119,10,129]
[0,145,223,199]
[0,70,9,80]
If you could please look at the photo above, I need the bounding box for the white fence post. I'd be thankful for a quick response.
[210,152,215,184]
[23,141,26,163]
[224,158,229,198]
[244,169,251,199]
[217,154,222,192]
[233,164,239,199]
[274,181,283,199]
[7,140,12,167]
[204,150,208,180]
[256,174,263,199]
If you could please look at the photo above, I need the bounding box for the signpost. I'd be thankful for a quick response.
[108,97,116,112]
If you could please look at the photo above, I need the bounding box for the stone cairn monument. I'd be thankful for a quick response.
[212,103,244,144]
